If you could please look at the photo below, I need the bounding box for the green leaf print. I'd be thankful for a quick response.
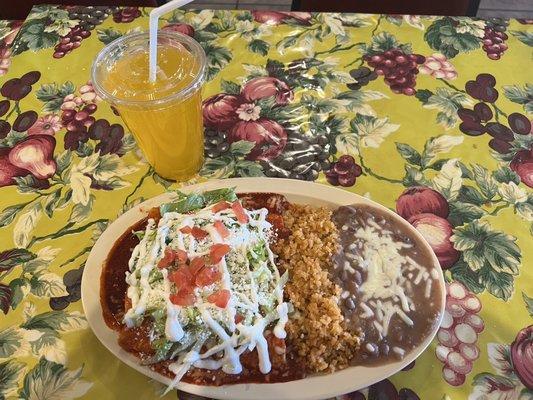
[29,330,67,364]
[13,203,42,248]
[0,327,24,358]
[431,159,463,200]
[457,185,486,205]
[204,44,232,81]
[69,194,95,222]
[415,89,433,104]
[420,135,464,167]
[448,201,486,226]
[522,292,533,317]
[451,221,521,300]
[21,311,87,333]
[502,84,533,114]
[200,139,261,178]
[248,39,270,56]
[19,358,91,400]
[151,173,173,189]
[235,161,264,177]
[23,247,60,275]
[220,80,241,95]
[36,82,76,113]
[453,220,521,273]
[276,35,298,53]
[229,140,255,157]
[0,203,27,228]
[364,32,411,55]
[481,269,514,301]
[55,151,72,177]
[510,30,533,47]
[515,195,533,222]
[43,190,62,218]
[96,28,122,45]
[194,30,218,43]
[9,278,30,310]
[423,88,472,129]
[396,143,422,166]
[14,176,46,194]
[0,249,36,272]
[424,17,481,58]
[472,164,498,200]
[200,157,236,179]
[29,272,69,298]
[0,360,26,398]
[450,261,485,293]
[17,21,58,52]
[403,165,430,187]
[493,166,521,185]
[471,372,517,393]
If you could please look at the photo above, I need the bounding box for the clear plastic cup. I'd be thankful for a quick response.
[92,31,206,180]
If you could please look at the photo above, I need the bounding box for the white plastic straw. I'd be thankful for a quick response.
[149,0,194,82]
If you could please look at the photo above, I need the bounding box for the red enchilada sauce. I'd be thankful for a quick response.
[100,193,304,385]
[100,193,443,385]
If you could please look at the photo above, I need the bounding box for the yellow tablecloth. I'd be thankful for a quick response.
[0,7,532,400]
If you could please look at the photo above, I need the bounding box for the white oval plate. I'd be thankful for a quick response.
[82,178,445,400]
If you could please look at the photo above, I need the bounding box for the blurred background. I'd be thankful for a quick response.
[186,0,533,19]
[2,0,533,23]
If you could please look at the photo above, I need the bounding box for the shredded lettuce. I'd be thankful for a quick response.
[132,230,145,240]
[248,240,268,264]
[185,307,202,326]
[160,192,205,214]
[142,339,173,365]
[203,187,238,204]
[159,188,238,215]
[149,269,163,284]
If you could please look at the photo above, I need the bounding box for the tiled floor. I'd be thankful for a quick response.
[477,0,533,18]
[184,0,533,17]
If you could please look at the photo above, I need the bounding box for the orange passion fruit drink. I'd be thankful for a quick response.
[92,31,206,180]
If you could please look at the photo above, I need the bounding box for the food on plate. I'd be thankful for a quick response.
[100,188,443,389]
[272,205,360,372]
[331,205,443,364]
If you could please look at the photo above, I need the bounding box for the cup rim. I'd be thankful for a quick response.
[91,30,206,108]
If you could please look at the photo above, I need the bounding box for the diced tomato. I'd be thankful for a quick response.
[168,268,193,289]
[195,266,221,287]
[189,257,206,276]
[207,289,231,308]
[231,201,249,224]
[157,248,176,269]
[213,220,230,239]
[170,287,196,306]
[210,243,231,264]
[180,226,192,234]
[176,249,188,264]
[212,201,231,213]
[234,313,244,324]
[191,226,209,240]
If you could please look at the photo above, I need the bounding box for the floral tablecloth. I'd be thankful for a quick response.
[0,6,532,400]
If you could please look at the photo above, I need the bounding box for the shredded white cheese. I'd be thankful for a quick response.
[356,219,429,337]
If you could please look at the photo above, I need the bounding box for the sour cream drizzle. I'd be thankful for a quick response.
[124,198,289,390]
